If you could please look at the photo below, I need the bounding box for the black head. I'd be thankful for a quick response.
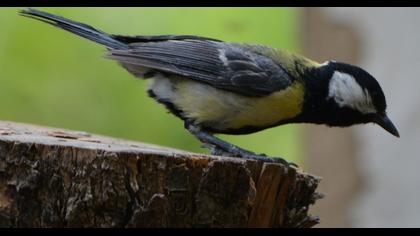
[301,61,399,137]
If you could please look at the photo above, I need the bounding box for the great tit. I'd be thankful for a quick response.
[20,9,399,166]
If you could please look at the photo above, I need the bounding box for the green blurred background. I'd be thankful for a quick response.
[0,7,303,164]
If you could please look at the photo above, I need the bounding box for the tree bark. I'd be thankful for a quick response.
[0,121,322,228]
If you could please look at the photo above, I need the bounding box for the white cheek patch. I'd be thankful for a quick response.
[328,71,376,114]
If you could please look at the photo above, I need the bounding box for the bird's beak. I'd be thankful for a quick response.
[374,113,400,138]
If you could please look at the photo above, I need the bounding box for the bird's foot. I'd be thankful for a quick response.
[186,123,297,167]
[206,144,298,167]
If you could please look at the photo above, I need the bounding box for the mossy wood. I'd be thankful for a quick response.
[0,121,322,227]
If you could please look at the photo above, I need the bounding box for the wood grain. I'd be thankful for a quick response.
[0,121,322,227]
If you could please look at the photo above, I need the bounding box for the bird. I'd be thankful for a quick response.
[19,9,399,166]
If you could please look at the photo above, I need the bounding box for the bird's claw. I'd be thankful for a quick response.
[191,125,298,168]
[206,145,298,168]
[271,157,299,168]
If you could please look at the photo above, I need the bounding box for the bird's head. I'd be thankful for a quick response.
[302,61,399,137]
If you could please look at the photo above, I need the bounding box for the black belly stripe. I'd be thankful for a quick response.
[147,89,187,121]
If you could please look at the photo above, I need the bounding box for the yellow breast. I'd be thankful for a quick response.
[170,78,304,130]
[227,82,304,129]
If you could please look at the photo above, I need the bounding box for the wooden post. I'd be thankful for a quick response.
[0,121,322,227]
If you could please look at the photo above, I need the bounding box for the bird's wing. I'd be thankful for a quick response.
[105,37,293,97]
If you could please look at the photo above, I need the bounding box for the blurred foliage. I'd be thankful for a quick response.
[0,7,303,164]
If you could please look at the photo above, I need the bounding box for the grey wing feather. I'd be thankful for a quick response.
[106,39,292,97]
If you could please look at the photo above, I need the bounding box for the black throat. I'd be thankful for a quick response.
[291,64,370,127]
[294,65,331,124]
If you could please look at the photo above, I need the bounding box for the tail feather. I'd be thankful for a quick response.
[19,8,129,50]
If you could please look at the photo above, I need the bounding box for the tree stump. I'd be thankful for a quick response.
[0,121,322,227]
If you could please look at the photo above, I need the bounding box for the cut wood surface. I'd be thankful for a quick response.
[0,121,322,227]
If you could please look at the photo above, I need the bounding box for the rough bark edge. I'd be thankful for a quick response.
[0,121,322,227]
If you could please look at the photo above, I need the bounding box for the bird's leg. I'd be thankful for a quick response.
[185,123,296,167]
